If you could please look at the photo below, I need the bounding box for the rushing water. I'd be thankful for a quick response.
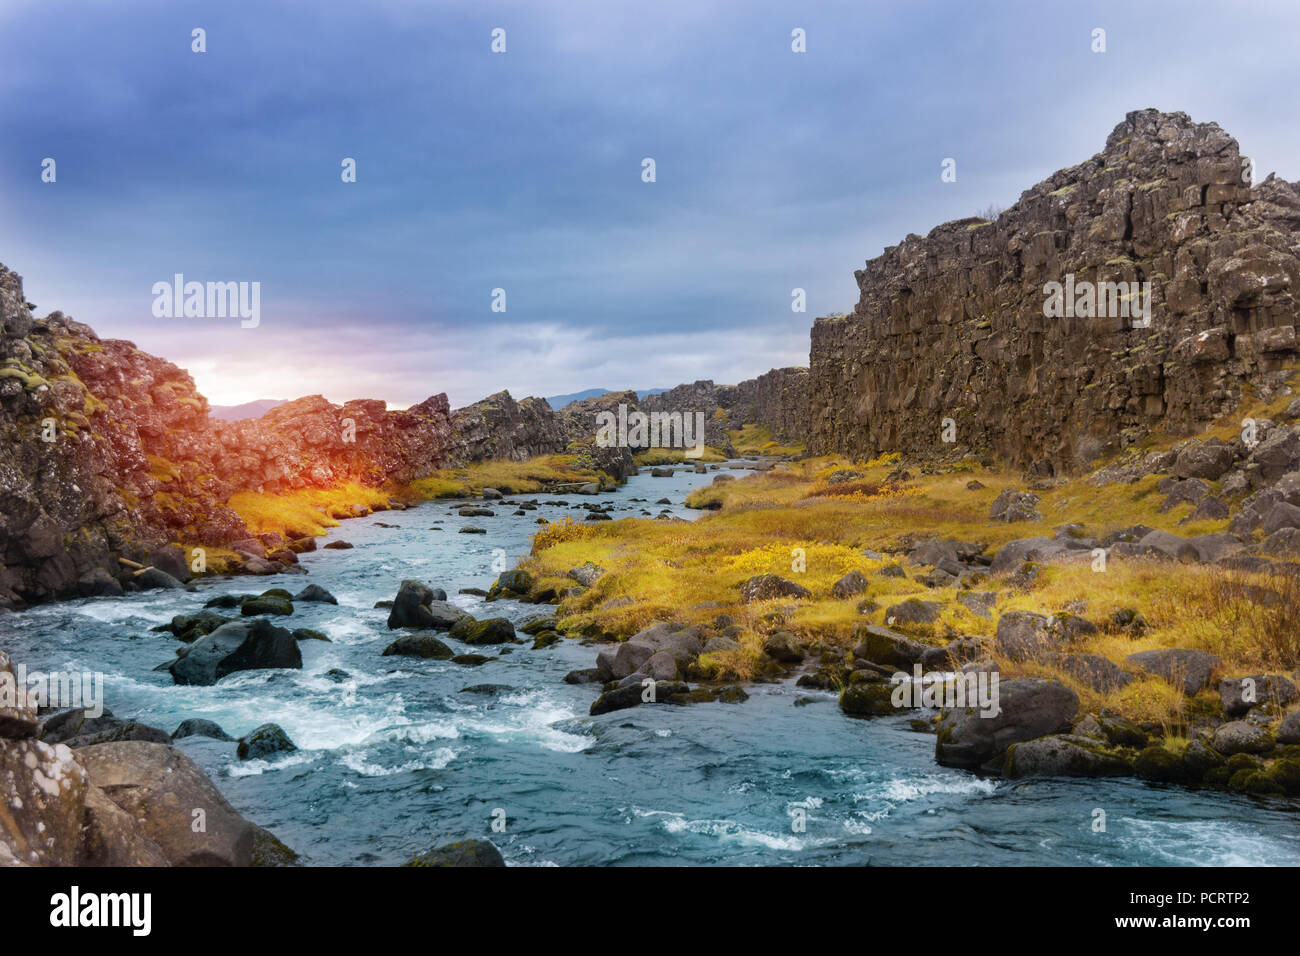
[4,465,1299,866]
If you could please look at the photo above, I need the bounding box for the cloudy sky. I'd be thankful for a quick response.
[1,0,1297,408]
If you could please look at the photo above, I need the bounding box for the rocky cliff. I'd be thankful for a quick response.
[639,368,810,446]
[716,367,809,445]
[450,391,565,463]
[0,263,454,608]
[808,109,1300,472]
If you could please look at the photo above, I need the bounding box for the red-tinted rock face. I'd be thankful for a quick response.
[808,109,1300,472]
[0,265,453,607]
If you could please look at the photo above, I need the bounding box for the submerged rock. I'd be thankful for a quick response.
[404,839,505,867]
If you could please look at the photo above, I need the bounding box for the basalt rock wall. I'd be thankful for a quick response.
[639,368,810,447]
[808,109,1300,472]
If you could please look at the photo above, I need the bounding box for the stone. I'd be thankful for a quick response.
[169,619,302,686]
[995,610,1053,661]
[1004,734,1132,778]
[171,718,234,742]
[382,633,455,659]
[1218,674,1298,716]
[405,839,505,867]
[989,489,1041,523]
[852,624,927,667]
[739,574,810,602]
[292,584,338,604]
[884,598,943,626]
[1053,653,1134,693]
[1124,648,1222,695]
[236,724,298,761]
[830,570,868,599]
[1210,721,1274,756]
[935,678,1078,769]
[77,741,270,866]
[448,616,517,645]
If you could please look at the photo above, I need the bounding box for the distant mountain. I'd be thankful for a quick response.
[544,387,668,410]
[209,399,287,421]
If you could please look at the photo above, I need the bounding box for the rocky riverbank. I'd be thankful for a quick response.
[509,408,1300,801]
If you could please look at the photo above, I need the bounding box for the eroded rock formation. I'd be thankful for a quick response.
[808,109,1300,472]
[0,264,454,607]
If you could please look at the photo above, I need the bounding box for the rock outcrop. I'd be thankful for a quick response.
[808,109,1300,473]
[1,646,292,866]
[639,368,810,446]
[0,263,455,607]
[449,390,565,462]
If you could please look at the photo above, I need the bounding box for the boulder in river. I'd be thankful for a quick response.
[387,579,457,629]
[237,724,298,761]
[449,616,517,645]
[240,594,294,616]
[169,619,303,686]
[935,678,1078,769]
[486,569,533,601]
[1004,734,1133,778]
[77,741,276,866]
[293,584,338,604]
[171,718,234,742]
[404,839,505,867]
[382,633,454,659]
[590,680,689,715]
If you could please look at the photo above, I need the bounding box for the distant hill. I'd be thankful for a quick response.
[209,399,286,421]
[544,387,668,410]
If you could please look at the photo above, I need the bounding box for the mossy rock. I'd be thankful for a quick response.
[1226,752,1264,774]
[261,588,293,599]
[449,616,517,645]
[1134,745,1194,784]
[1229,769,1285,796]
[485,569,533,601]
[404,839,504,867]
[1182,739,1226,781]
[531,630,562,650]
[1202,765,1232,787]
[1268,757,1300,795]
[518,614,557,635]
[240,596,294,616]
[839,682,898,717]
[251,827,300,867]
[1095,714,1148,748]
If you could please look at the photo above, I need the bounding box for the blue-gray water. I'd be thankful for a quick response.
[5,466,1299,866]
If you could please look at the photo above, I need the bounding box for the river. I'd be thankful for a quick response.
[5,465,1299,865]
